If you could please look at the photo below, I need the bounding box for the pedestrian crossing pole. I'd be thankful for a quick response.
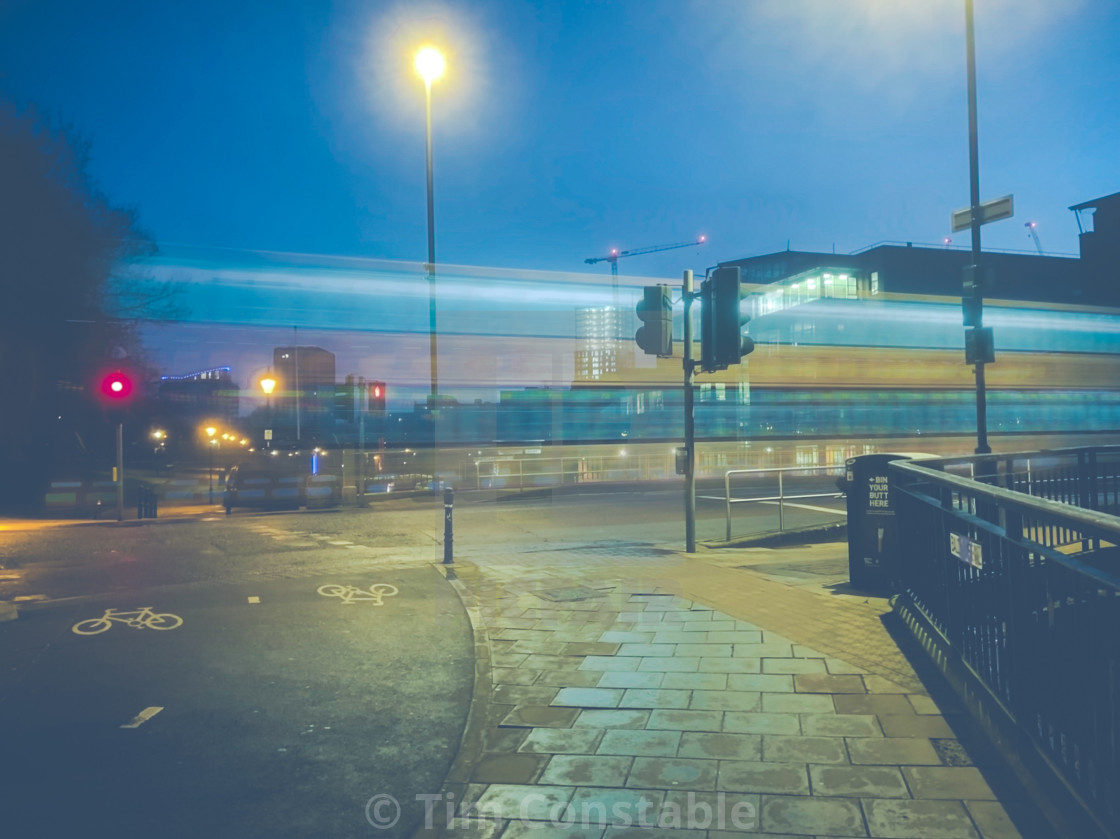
[682,270,697,554]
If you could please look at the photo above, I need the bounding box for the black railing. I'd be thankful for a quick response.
[934,445,1120,515]
[891,456,1120,838]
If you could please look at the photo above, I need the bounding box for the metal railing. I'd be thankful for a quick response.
[890,456,1120,838]
[721,465,845,541]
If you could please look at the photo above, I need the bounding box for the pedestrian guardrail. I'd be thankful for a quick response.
[890,455,1120,838]
[720,465,846,541]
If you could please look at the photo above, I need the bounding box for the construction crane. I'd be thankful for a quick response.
[1024,221,1043,254]
[585,236,708,341]
[585,235,708,277]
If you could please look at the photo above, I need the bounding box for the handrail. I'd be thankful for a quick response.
[888,451,1120,835]
[892,458,1120,539]
[723,465,844,541]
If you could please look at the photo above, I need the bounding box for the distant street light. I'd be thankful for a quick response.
[415,45,445,404]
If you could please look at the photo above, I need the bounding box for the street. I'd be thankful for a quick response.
[0,513,473,838]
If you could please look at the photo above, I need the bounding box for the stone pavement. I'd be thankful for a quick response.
[421,543,1032,839]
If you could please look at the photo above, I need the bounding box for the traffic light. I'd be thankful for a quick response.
[635,284,673,357]
[961,264,989,328]
[369,381,386,413]
[965,327,995,365]
[700,266,754,372]
[99,370,134,401]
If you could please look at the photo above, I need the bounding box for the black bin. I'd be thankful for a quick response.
[843,453,921,592]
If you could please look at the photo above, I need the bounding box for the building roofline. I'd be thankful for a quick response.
[1069,192,1120,211]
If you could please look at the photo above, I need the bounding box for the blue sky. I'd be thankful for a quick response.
[2,0,1117,281]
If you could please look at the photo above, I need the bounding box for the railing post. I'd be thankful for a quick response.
[778,471,785,532]
[725,471,732,542]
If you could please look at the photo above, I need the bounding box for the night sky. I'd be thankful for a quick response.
[2,0,1117,280]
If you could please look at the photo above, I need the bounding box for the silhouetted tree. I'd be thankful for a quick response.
[0,99,181,507]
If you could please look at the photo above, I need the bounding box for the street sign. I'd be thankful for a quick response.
[951,194,1014,232]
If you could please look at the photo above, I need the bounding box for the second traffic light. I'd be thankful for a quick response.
[700,266,754,372]
[635,284,673,357]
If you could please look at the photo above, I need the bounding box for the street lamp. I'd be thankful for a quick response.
[415,45,445,404]
[206,426,217,504]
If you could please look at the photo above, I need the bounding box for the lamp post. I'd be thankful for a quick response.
[206,426,217,504]
[415,45,445,404]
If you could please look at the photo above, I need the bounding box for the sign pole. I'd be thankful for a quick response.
[965,0,991,455]
[116,421,124,522]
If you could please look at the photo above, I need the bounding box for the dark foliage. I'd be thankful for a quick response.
[0,100,181,507]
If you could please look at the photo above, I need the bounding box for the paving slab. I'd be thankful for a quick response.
[596,729,681,757]
[519,728,606,755]
[626,757,719,791]
[902,766,998,800]
[539,755,633,787]
[862,798,981,838]
[718,761,811,795]
[759,794,866,836]
[809,764,910,798]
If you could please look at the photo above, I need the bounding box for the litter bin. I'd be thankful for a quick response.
[843,453,928,592]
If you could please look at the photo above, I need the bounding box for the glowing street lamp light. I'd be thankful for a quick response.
[415,44,445,403]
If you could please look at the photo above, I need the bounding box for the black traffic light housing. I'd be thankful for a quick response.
[961,264,990,328]
[635,284,673,357]
[700,266,754,373]
[965,327,995,365]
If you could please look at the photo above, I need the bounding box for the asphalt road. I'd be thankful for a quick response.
[0,544,471,838]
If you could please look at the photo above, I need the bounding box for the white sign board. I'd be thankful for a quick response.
[949,532,984,569]
[951,194,1014,232]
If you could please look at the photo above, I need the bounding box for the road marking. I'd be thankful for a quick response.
[317,583,399,605]
[248,596,261,604]
[121,706,164,729]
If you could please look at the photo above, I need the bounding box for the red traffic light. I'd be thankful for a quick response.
[100,371,134,400]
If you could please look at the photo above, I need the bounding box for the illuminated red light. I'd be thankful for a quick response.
[100,372,133,400]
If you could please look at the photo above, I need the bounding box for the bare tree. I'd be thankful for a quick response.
[0,99,182,506]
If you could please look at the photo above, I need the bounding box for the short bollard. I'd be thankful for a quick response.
[443,486,454,565]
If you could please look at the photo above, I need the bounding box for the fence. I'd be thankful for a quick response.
[720,465,846,541]
[890,455,1120,838]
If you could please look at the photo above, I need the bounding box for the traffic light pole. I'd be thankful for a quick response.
[682,270,697,554]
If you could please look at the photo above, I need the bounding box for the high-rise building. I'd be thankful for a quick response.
[575,307,621,382]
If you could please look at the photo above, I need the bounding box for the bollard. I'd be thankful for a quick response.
[443,486,454,565]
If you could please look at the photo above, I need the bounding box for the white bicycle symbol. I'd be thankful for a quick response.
[72,607,184,635]
[317,583,399,605]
